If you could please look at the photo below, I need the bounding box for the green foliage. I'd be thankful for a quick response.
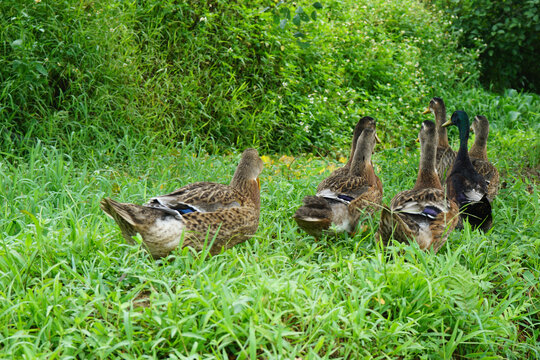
[427,0,540,91]
[0,112,539,357]
[1,0,479,155]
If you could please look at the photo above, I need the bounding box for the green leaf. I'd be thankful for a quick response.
[11,39,23,47]
[273,12,280,25]
[313,2,323,9]
[35,63,48,76]
[279,18,288,29]
[300,11,310,22]
[293,14,301,26]
[297,40,311,48]
[311,10,317,21]
[295,6,305,15]
[280,7,291,20]
[293,31,306,38]
[508,111,521,121]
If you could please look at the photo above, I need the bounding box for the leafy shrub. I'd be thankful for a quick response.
[1,0,479,156]
[427,0,540,92]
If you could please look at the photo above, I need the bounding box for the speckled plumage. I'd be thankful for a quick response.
[100,148,263,258]
[294,119,383,237]
[469,115,499,202]
[377,120,459,252]
[423,97,456,183]
[444,111,492,232]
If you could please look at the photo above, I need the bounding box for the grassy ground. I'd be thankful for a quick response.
[1,91,538,358]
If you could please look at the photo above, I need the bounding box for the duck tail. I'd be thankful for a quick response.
[100,197,141,243]
[293,196,333,237]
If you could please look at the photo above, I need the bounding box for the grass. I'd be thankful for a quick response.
[1,0,539,358]
[1,95,538,358]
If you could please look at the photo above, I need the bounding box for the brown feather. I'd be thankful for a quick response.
[100,148,263,258]
[378,121,459,252]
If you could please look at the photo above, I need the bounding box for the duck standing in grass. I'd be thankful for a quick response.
[443,111,492,231]
[293,117,383,237]
[468,115,499,201]
[377,120,459,252]
[423,97,456,183]
[100,148,264,258]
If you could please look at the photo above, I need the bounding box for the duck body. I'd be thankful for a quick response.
[423,97,456,183]
[469,115,499,201]
[378,120,459,252]
[100,149,263,258]
[294,117,382,237]
[444,111,492,231]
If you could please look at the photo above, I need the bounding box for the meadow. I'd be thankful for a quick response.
[1,0,539,358]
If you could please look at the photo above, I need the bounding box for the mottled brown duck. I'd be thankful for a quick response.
[469,115,499,201]
[294,122,383,237]
[100,148,263,258]
[378,120,459,252]
[423,97,456,183]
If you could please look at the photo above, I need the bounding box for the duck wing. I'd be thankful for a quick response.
[471,158,499,201]
[146,182,245,213]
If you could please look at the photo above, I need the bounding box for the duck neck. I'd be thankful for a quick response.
[230,166,261,211]
[345,130,362,167]
[413,139,442,190]
[231,177,260,210]
[435,107,450,148]
[469,132,488,160]
[456,120,471,160]
[349,145,372,177]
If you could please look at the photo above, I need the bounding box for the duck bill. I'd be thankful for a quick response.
[442,119,452,127]
[415,137,420,143]
[375,133,381,144]
[422,108,430,115]
[257,177,260,190]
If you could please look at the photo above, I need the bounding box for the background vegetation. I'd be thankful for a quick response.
[1,0,481,155]
[1,0,539,358]
[426,0,540,92]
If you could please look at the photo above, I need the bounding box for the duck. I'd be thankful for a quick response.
[377,120,459,252]
[443,111,492,231]
[423,97,456,183]
[317,116,379,183]
[100,148,264,258]
[468,115,499,201]
[293,118,383,237]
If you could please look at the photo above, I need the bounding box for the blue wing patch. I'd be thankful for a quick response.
[422,205,442,219]
[337,194,354,202]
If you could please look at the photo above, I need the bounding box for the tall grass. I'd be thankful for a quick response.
[1,0,539,358]
[0,96,538,357]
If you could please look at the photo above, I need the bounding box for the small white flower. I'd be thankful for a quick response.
[200,17,207,22]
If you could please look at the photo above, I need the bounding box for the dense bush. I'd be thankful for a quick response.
[1,0,479,155]
[427,0,540,92]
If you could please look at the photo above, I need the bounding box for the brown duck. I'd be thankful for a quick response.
[294,118,383,237]
[423,97,456,183]
[100,148,263,258]
[378,120,459,252]
[469,115,499,201]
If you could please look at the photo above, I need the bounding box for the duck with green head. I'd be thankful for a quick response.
[443,111,492,231]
